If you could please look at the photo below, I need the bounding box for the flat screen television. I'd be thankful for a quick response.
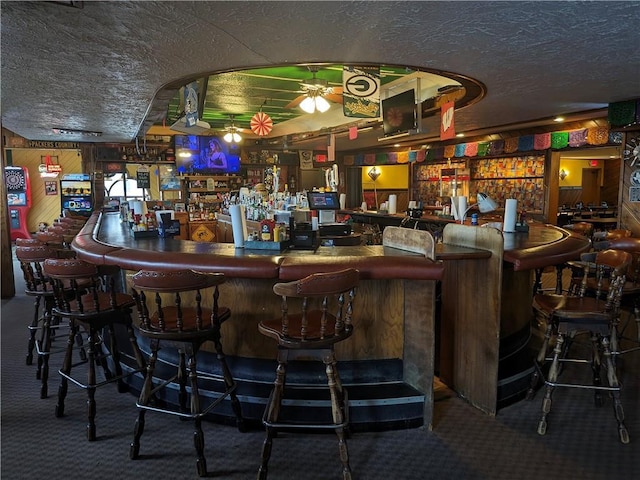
[382,89,417,136]
[307,191,340,210]
[174,135,241,175]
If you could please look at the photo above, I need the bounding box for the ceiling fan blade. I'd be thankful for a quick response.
[285,95,306,109]
[324,93,343,104]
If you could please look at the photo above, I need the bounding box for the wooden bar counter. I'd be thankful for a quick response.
[438,222,591,415]
[72,212,590,427]
[73,212,445,430]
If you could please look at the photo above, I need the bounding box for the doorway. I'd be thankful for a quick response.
[581,168,601,206]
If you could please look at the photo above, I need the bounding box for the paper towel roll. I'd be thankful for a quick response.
[339,193,346,210]
[503,198,518,232]
[229,204,248,248]
[451,196,466,222]
[240,205,248,242]
[388,194,397,214]
[129,200,144,216]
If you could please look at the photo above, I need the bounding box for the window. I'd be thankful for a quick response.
[104,172,148,201]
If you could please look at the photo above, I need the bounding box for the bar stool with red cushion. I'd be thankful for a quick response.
[43,258,146,441]
[257,268,360,480]
[527,249,632,444]
[129,269,244,478]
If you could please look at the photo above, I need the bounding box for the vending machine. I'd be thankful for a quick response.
[60,173,93,217]
[4,166,32,240]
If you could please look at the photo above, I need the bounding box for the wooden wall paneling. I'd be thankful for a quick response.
[619,132,640,236]
[7,149,82,233]
[440,224,504,415]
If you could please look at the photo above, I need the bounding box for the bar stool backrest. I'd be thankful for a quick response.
[43,259,124,317]
[131,270,227,333]
[271,268,359,343]
[567,221,594,238]
[608,237,640,285]
[16,244,57,294]
[575,249,632,299]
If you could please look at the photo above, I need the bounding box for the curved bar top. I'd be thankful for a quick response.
[72,212,445,281]
[501,224,591,271]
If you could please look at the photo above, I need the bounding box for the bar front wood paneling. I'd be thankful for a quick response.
[439,222,591,415]
[73,211,444,429]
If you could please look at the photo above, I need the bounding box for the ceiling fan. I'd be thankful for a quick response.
[285,67,343,113]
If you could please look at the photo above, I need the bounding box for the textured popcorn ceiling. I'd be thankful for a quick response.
[1,1,639,148]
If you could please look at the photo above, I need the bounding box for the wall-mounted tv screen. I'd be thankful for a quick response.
[174,135,241,175]
[307,191,340,210]
[382,89,417,136]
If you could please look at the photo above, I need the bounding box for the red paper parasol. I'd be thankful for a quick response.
[250,111,273,136]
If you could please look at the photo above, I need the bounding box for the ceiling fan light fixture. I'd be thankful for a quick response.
[223,130,242,143]
[299,95,331,114]
[315,96,331,113]
[299,96,317,114]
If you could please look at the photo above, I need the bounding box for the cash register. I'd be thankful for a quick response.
[307,191,352,237]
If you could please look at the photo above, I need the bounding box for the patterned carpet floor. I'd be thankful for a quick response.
[2,257,638,479]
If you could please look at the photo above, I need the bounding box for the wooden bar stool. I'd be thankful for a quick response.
[129,269,244,478]
[601,238,640,357]
[527,249,632,443]
[16,242,63,398]
[257,268,360,480]
[43,258,146,441]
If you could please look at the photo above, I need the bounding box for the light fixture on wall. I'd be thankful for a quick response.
[559,168,568,180]
[367,166,381,210]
